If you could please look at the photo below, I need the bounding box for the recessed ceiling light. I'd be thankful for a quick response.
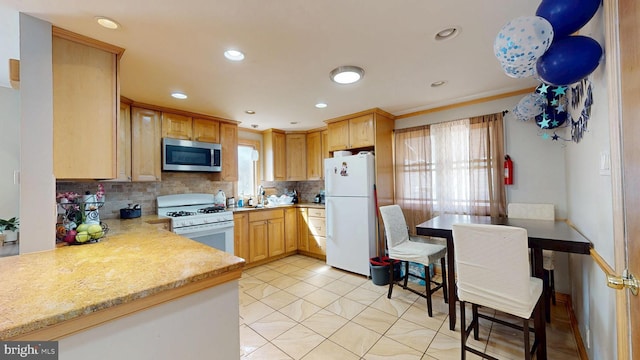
[330,66,365,84]
[431,81,447,87]
[95,16,120,30]
[224,49,245,61]
[171,92,188,99]
[435,27,459,41]
[245,110,255,115]
[290,121,299,125]
[315,102,328,109]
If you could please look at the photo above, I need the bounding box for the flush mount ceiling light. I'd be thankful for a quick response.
[430,80,447,87]
[315,102,328,109]
[330,66,365,84]
[435,27,459,41]
[95,16,120,30]
[245,110,255,115]
[224,49,245,61]
[171,92,188,99]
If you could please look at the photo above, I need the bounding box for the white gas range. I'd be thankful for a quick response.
[157,193,234,255]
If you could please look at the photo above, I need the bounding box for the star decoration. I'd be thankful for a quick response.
[539,118,551,128]
[552,133,560,141]
[542,133,550,140]
[550,99,558,106]
[537,83,550,94]
[552,86,567,97]
[542,112,549,121]
[556,103,566,113]
[551,120,560,127]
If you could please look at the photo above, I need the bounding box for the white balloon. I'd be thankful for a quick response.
[494,16,554,70]
[513,92,547,121]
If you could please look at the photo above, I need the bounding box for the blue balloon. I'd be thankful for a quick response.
[536,0,600,38]
[536,35,602,86]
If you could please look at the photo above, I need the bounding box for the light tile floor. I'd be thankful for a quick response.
[239,255,581,360]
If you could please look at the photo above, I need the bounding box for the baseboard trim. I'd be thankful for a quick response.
[556,293,589,360]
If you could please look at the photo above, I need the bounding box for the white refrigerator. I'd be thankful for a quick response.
[324,153,376,276]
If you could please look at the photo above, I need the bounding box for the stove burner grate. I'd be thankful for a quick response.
[198,206,226,214]
[166,211,197,217]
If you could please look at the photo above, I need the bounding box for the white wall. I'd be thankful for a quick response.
[0,86,20,220]
[564,7,617,359]
[19,13,56,253]
[0,4,19,88]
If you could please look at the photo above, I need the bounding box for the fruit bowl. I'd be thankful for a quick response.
[56,222,109,245]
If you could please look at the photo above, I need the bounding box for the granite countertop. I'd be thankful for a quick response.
[0,217,245,339]
[231,202,325,213]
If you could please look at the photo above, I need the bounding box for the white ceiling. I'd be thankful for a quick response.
[4,0,540,131]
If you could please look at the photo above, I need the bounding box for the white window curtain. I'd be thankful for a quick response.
[394,113,506,233]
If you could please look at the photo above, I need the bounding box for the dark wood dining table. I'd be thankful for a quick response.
[416,214,592,360]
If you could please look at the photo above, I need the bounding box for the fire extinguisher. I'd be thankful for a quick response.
[504,155,513,185]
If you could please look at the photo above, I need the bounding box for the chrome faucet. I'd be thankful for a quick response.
[257,185,265,206]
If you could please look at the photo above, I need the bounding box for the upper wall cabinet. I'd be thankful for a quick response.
[193,118,220,143]
[327,114,374,152]
[219,122,238,181]
[52,27,124,179]
[286,133,307,181]
[131,107,162,181]
[162,113,221,144]
[162,112,192,140]
[263,129,286,181]
[325,108,395,205]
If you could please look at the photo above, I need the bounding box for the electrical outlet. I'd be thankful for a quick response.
[586,328,591,349]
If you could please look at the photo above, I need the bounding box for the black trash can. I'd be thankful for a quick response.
[369,257,400,286]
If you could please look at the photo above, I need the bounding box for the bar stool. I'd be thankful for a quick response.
[379,205,447,317]
[508,202,556,322]
[452,223,543,360]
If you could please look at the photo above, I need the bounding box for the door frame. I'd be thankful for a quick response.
[606,0,635,358]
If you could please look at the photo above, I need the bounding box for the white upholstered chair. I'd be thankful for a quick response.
[452,223,542,360]
[379,205,447,317]
[507,202,556,322]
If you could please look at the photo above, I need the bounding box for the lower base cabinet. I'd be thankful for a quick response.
[240,209,286,264]
[234,206,325,267]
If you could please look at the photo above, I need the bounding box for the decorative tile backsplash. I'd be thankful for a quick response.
[56,173,325,219]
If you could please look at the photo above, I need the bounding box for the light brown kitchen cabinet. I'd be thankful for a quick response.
[248,220,269,262]
[115,101,132,181]
[131,107,162,181]
[349,114,375,148]
[325,108,396,246]
[327,114,374,152]
[296,207,326,259]
[284,208,298,253]
[263,129,286,181]
[307,208,326,257]
[52,27,124,179]
[234,213,250,262]
[193,118,220,143]
[286,133,307,181]
[267,217,285,257]
[219,122,238,181]
[162,112,192,140]
[306,131,322,180]
[327,120,350,151]
[322,130,329,172]
[248,209,285,263]
[297,208,309,252]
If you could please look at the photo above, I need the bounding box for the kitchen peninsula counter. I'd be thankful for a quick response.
[0,217,245,346]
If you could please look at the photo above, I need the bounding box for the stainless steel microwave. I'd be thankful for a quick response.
[162,138,222,172]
